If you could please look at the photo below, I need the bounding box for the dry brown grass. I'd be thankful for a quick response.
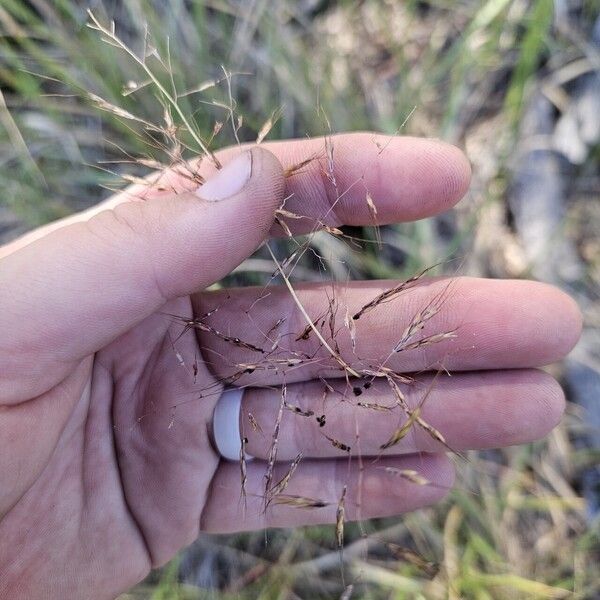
[1,2,598,598]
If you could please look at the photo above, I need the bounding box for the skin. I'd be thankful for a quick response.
[0,134,582,598]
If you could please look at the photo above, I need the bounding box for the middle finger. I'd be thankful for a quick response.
[192,277,581,386]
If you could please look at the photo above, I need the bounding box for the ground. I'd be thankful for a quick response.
[1,1,599,598]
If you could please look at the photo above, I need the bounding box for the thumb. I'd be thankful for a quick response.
[0,147,285,401]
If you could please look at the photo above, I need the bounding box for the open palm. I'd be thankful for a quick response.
[0,135,581,599]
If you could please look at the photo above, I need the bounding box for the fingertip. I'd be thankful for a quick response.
[530,282,583,361]
[499,369,567,444]
[411,138,470,213]
[437,140,472,206]
[539,373,567,431]
[248,145,286,184]
[439,278,582,369]
[239,145,287,215]
[557,288,583,354]
[199,145,286,246]
[530,369,567,431]
[372,135,471,221]
[202,145,285,213]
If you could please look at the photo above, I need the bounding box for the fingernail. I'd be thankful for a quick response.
[196,151,252,201]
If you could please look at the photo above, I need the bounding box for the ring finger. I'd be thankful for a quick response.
[238,369,564,460]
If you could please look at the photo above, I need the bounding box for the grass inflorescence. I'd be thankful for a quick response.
[2,2,598,599]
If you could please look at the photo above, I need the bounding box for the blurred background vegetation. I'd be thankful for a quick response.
[1,0,599,598]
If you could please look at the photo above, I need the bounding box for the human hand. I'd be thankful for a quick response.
[0,134,581,598]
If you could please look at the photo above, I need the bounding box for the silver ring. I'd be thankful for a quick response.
[212,387,254,462]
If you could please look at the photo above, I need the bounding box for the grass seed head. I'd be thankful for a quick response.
[269,452,303,499]
[379,407,421,450]
[336,485,347,549]
[270,495,330,509]
[284,401,315,417]
[382,467,430,486]
[326,435,352,453]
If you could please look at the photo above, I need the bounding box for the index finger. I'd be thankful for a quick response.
[203,133,472,234]
[1,133,470,257]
